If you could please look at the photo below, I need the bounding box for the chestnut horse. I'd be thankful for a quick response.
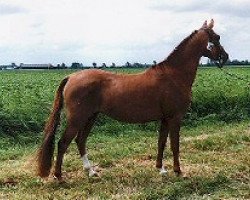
[37,20,228,180]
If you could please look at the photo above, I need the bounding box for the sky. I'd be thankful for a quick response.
[0,0,249,66]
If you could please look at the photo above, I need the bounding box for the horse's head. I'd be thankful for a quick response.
[201,19,229,68]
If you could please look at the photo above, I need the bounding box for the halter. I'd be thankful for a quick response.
[203,28,226,68]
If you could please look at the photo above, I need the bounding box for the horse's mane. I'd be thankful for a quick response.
[153,30,199,68]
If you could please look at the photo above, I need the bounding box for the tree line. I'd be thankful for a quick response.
[1,59,250,70]
[205,59,250,67]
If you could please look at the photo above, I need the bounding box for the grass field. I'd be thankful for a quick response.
[0,67,249,199]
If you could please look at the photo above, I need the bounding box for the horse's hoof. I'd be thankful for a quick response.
[174,171,183,177]
[176,171,189,179]
[87,167,100,178]
[53,175,65,183]
[89,170,99,177]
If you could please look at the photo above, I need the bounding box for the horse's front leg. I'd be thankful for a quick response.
[156,119,169,175]
[169,116,182,176]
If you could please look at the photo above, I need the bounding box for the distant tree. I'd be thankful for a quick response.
[61,63,66,68]
[101,63,107,68]
[243,60,249,65]
[71,62,82,69]
[153,60,157,66]
[224,58,231,65]
[231,59,240,65]
[111,63,116,68]
[92,62,97,68]
[11,63,17,68]
[132,62,144,68]
[206,58,213,66]
[125,62,131,67]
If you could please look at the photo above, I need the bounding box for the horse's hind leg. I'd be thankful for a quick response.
[75,114,97,177]
[54,121,79,180]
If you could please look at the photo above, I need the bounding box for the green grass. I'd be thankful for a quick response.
[191,67,250,123]
[0,67,250,199]
[0,67,249,134]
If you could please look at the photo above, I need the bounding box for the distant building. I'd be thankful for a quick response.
[19,63,53,69]
[0,63,17,70]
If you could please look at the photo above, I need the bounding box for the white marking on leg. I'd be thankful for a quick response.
[159,166,167,175]
[82,154,91,170]
[81,154,98,177]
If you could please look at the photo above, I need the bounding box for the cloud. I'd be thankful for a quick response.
[0,3,27,15]
[150,0,250,18]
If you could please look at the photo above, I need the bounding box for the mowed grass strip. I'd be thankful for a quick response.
[0,122,249,199]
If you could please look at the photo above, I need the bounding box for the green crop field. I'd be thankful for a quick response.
[0,67,249,199]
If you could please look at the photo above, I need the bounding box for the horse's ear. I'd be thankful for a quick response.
[201,20,208,29]
[208,19,214,29]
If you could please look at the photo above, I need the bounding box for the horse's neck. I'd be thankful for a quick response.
[160,37,205,87]
[175,58,200,87]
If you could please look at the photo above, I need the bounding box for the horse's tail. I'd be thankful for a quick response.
[37,77,69,178]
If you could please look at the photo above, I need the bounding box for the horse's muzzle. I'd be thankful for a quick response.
[215,46,229,68]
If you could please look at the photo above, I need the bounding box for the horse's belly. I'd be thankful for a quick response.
[99,77,163,123]
[100,103,162,123]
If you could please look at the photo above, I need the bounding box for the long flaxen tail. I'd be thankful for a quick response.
[37,77,69,178]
